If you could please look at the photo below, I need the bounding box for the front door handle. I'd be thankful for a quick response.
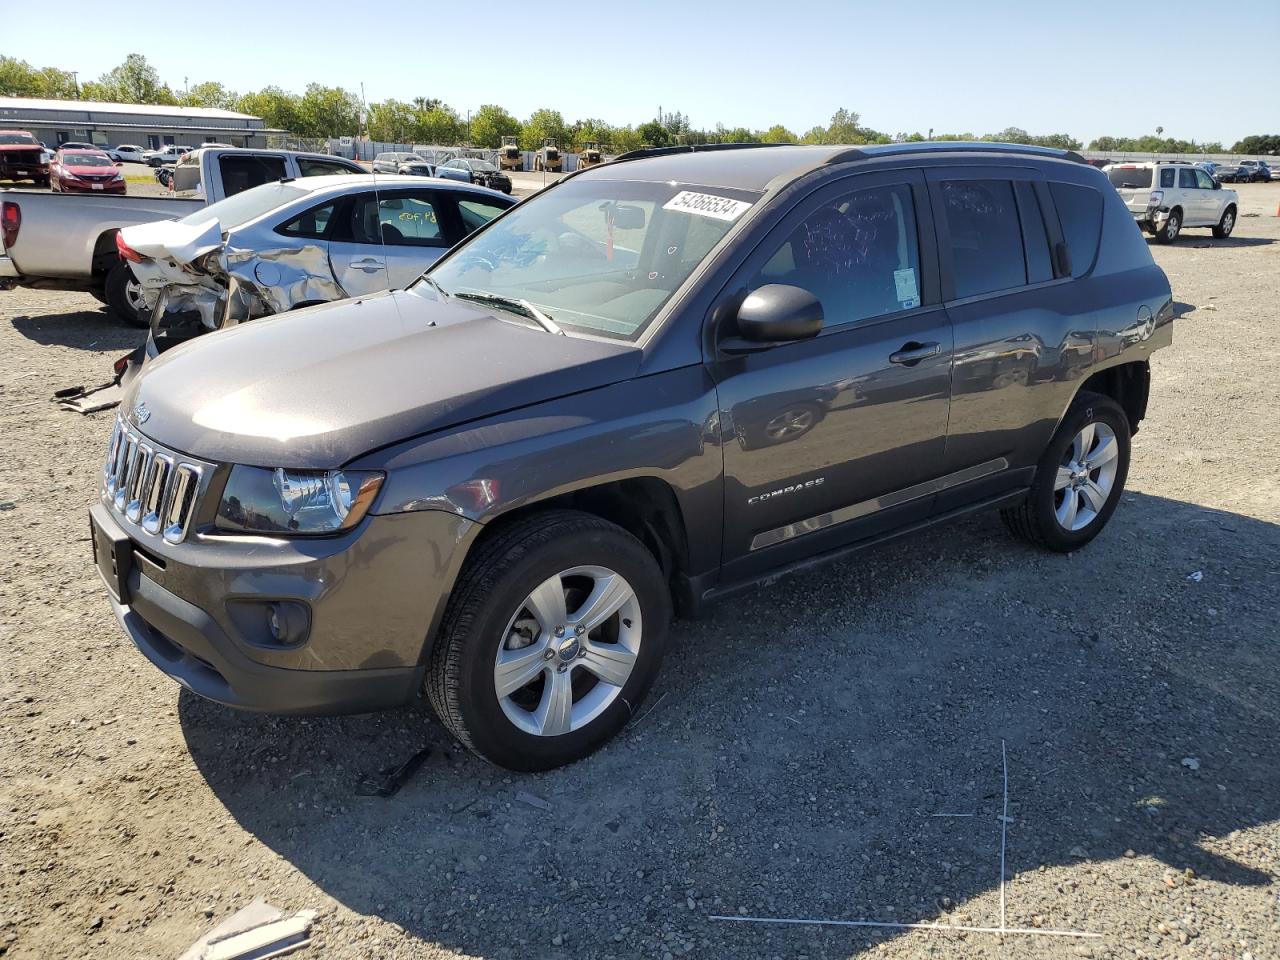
[353,257,384,272]
[889,341,941,366]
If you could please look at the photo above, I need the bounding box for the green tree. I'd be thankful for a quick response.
[469,104,521,148]
[612,126,643,153]
[0,56,43,96]
[824,107,864,143]
[636,120,669,147]
[181,81,237,110]
[760,124,797,144]
[236,87,302,134]
[94,54,176,104]
[366,99,418,143]
[295,83,361,138]
[418,105,462,145]
[521,108,568,151]
[1230,134,1280,154]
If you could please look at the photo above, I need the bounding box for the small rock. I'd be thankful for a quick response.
[552,933,564,946]
[1124,849,1136,858]
[1068,845,1089,858]
[1181,757,1200,771]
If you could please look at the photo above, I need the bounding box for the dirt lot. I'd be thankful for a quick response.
[1,185,1277,960]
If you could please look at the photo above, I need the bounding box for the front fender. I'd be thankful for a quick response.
[350,365,724,575]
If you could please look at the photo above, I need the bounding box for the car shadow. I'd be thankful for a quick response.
[180,492,1279,958]
[1149,236,1274,249]
[9,307,141,352]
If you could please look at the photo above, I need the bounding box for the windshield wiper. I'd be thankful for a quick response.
[453,291,564,335]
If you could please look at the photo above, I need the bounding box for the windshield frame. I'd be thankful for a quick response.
[422,175,763,343]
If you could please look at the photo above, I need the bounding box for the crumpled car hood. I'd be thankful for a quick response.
[126,289,643,468]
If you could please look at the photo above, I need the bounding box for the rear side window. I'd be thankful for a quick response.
[278,201,338,239]
[218,154,287,198]
[1160,168,1176,188]
[1015,182,1053,284]
[940,180,1025,299]
[751,181,922,324]
[1048,182,1103,278]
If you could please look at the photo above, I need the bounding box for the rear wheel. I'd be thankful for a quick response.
[1154,208,1181,243]
[1213,205,1236,239]
[104,261,149,328]
[427,510,670,770]
[1001,392,1130,552]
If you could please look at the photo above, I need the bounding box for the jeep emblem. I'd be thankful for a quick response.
[134,401,151,424]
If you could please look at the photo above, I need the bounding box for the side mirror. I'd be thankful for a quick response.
[115,161,123,167]
[1212,180,1221,190]
[733,284,824,347]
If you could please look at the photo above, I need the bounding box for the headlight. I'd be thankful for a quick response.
[216,466,383,535]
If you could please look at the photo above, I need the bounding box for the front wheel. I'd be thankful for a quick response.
[1154,208,1181,243]
[427,510,670,770]
[1001,391,1130,552]
[1213,206,1236,239]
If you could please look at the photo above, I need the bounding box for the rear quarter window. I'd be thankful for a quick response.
[1048,182,1103,278]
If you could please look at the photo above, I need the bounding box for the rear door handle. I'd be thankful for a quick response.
[889,341,941,365]
[353,257,384,272]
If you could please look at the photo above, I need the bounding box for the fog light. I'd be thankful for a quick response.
[264,601,309,646]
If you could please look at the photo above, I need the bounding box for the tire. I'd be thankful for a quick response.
[1001,391,1131,553]
[1154,208,1182,243]
[1212,205,1236,239]
[104,261,149,328]
[427,510,671,771]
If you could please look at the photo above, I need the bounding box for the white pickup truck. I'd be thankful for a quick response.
[0,147,365,324]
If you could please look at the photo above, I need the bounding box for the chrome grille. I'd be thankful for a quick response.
[102,416,204,544]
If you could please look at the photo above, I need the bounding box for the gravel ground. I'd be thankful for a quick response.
[1,185,1277,960]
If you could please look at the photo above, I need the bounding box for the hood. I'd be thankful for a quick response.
[127,289,642,468]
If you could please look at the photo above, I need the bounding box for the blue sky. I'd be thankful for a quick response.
[5,0,1276,144]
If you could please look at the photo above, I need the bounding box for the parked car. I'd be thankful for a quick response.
[50,149,126,195]
[1236,160,1272,183]
[108,145,148,164]
[1085,157,1112,168]
[121,174,515,351]
[0,148,369,326]
[93,143,1173,770]
[435,157,513,193]
[144,145,192,167]
[372,152,425,174]
[1214,164,1249,184]
[395,158,437,177]
[1105,161,1237,242]
[58,141,98,151]
[0,130,49,186]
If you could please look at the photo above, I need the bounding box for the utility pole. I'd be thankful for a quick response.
[70,71,79,98]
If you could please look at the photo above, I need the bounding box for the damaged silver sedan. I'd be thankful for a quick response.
[118,174,517,354]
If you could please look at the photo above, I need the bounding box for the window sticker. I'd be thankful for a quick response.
[662,191,752,222]
[894,267,919,308]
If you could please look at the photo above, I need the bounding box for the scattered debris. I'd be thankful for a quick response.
[515,790,554,812]
[0,502,15,511]
[627,690,668,730]
[355,746,431,798]
[1187,570,1204,582]
[1181,757,1201,771]
[929,812,975,818]
[178,898,317,960]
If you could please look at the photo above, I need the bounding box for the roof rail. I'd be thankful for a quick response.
[826,141,1088,165]
[611,142,791,163]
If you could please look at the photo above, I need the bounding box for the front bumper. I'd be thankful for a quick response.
[59,179,126,193]
[91,501,477,714]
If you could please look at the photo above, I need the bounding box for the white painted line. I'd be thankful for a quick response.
[999,738,1009,932]
[709,916,1101,939]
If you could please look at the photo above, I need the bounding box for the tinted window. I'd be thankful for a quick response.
[297,158,358,177]
[1178,168,1197,188]
[940,179,1025,298]
[218,154,287,198]
[1159,168,1176,188]
[1015,182,1053,284]
[341,193,445,246]
[1048,182,1103,279]
[278,201,338,238]
[1107,166,1152,189]
[458,197,510,234]
[752,182,922,324]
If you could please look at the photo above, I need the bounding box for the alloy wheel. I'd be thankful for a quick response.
[494,565,642,736]
[1054,422,1119,532]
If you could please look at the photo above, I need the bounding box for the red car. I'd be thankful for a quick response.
[50,149,126,194]
[0,130,49,186]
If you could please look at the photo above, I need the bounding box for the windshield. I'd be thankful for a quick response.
[1107,166,1153,189]
[472,160,498,172]
[63,153,114,167]
[427,178,760,340]
[178,180,309,231]
[0,133,38,145]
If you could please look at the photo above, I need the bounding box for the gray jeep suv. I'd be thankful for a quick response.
[91,143,1173,770]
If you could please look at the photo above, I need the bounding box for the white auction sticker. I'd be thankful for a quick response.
[662,191,752,222]
[894,267,919,306]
